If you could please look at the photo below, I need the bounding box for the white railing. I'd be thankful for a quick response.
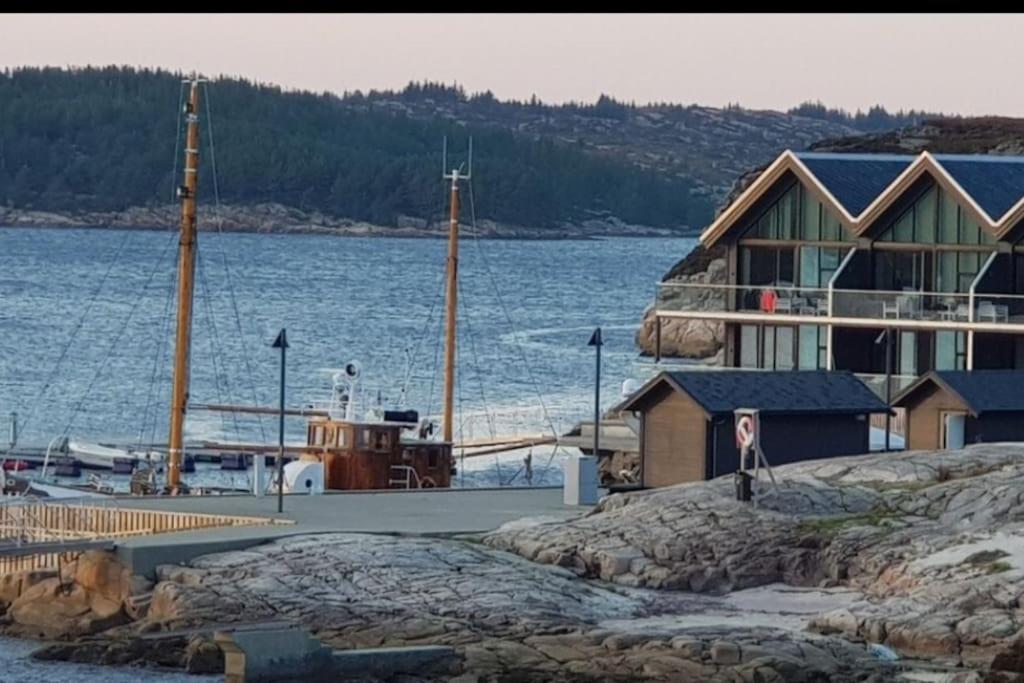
[657,282,1024,327]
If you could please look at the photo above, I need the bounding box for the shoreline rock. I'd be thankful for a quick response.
[0,203,694,241]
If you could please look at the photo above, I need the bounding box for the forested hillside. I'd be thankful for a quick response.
[0,67,711,231]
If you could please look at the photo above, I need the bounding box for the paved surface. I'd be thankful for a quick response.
[112,487,590,577]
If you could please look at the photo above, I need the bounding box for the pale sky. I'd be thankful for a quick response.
[2,13,1022,116]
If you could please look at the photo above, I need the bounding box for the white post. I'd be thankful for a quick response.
[252,453,264,497]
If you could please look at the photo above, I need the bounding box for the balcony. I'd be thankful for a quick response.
[655,282,1024,334]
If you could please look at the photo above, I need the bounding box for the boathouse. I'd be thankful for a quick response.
[618,370,888,488]
[892,370,1024,450]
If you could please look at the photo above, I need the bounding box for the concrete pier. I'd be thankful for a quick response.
[114,486,588,578]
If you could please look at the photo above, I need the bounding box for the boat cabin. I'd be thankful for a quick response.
[304,417,453,490]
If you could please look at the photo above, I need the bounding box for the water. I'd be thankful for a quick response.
[0,228,694,488]
[0,636,219,682]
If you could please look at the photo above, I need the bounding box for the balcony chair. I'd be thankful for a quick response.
[977,300,1010,323]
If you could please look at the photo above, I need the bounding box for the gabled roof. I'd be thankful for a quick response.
[699,150,1024,247]
[795,152,915,217]
[892,370,1024,416]
[619,370,888,417]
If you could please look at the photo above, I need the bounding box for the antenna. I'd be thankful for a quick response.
[443,136,473,182]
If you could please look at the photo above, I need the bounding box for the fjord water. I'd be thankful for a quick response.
[0,227,694,485]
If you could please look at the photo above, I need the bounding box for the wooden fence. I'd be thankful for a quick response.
[0,499,283,575]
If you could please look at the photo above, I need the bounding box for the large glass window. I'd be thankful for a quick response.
[737,325,802,370]
[745,182,850,243]
[879,185,995,245]
[936,331,967,370]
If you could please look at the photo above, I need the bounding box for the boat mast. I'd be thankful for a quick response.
[167,76,203,491]
[441,138,471,443]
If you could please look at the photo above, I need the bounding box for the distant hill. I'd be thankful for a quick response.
[0,67,927,235]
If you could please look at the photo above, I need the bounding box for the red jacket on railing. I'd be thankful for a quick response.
[759,288,778,313]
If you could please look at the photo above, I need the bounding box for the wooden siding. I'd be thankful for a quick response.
[642,389,706,487]
[905,386,968,451]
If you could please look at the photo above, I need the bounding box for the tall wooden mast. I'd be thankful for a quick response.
[441,167,461,443]
[441,138,471,443]
[167,77,202,491]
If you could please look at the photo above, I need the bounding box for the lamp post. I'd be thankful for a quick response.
[272,329,289,513]
[588,327,603,459]
[874,328,893,451]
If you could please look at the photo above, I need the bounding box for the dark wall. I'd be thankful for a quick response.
[966,413,1024,444]
[973,334,1016,370]
[708,412,871,477]
[834,328,882,373]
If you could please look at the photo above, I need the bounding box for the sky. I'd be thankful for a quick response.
[1,13,1022,116]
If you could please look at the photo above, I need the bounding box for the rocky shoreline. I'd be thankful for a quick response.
[6,445,1024,680]
[0,203,692,241]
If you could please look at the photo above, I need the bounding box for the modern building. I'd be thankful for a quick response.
[653,151,1024,385]
[892,370,1024,450]
[618,370,888,488]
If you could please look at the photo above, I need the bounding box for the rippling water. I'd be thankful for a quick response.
[0,637,220,683]
[0,228,694,485]
[0,228,694,678]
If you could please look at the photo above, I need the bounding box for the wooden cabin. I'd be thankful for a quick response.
[893,370,1024,450]
[618,370,889,488]
[304,417,453,490]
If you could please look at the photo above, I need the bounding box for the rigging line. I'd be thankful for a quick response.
[456,276,498,440]
[196,247,240,440]
[398,199,449,400]
[169,80,187,201]
[202,82,267,443]
[399,258,446,402]
[424,285,446,426]
[466,180,559,439]
[137,255,179,451]
[2,229,138,462]
[147,277,178,451]
[58,231,179,441]
[465,179,566,483]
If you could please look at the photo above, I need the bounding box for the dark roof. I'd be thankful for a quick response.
[621,370,888,416]
[933,155,1024,220]
[795,152,915,216]
[893,370,1024,415]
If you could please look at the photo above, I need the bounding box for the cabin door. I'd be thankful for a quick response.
[940,411,966,450]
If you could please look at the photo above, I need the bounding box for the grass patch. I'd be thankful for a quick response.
[797,508,904,537]
[987,561,1013,575]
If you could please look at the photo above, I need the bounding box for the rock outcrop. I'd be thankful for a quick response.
[19,534,897,681]
[485,444,1024,675]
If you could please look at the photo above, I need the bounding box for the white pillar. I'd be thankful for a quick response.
[252,453,264,497]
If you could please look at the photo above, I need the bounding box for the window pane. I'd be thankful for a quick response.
[916,187,937,243]
[936,331,956,370]
[939,190,959,243]
[740,325,759,368]
[960,213,980,245]
[799,325,819,369]
[899,331,917,376]
[822,207,842,241]
[801,187,821,240]
[937,251,957,292]
[779,187,795,240]
[800,246,820,288]
[778,248,796,285]
[775,327,795,370]
[894,210,914,242]
[763,326,776,369]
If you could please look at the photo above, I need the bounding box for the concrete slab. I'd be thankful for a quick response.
[114,487,588,577]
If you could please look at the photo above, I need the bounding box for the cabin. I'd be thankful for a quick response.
[303,417,453,490]
[892,370,1024,450]
[618,370,889,488]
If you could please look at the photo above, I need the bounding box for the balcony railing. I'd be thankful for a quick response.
[657,282,1024,328]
